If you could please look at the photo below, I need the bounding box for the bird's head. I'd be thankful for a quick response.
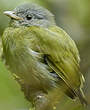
[4,3,56,27]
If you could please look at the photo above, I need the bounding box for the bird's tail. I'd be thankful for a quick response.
[76,88,87,106]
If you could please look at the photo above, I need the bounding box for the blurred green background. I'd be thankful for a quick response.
[0,0,90,110]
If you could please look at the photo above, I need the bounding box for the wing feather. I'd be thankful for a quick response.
[29,26,84,91]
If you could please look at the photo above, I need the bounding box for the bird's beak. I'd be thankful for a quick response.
[4,11,23,20]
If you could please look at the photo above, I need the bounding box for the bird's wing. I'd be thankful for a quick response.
[0,39,5,63]
[29,26,84,91]
[0,39,3,59]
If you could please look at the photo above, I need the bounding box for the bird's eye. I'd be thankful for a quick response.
[26,15,32,20]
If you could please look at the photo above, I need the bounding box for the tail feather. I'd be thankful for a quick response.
[76,89,87,106]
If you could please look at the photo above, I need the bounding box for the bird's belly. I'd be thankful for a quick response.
[6,56,41,88]
[6,53,54,91]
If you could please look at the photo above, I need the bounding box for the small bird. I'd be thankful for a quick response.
[2,3,87,110]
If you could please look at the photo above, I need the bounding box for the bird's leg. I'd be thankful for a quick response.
[34,92,52,110]
[33,87,65,110]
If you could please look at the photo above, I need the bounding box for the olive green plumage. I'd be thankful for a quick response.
[2,3,87,109]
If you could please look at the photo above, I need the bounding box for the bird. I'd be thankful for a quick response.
[2,3,87,110]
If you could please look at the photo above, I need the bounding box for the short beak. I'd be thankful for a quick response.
[4,11,23,20]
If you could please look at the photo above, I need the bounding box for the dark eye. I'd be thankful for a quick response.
[26,15,32,20]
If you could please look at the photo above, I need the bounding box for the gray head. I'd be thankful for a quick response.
[4,3,56,27]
